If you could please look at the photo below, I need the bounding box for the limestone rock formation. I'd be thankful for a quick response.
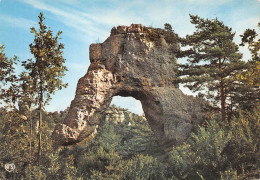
[105,109,125,124]
[53,24,206,150]
[105,105,131,124]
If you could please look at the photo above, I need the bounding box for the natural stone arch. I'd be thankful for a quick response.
[53,24,206,150]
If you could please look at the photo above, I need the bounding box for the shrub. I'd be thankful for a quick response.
[168,106,260,179]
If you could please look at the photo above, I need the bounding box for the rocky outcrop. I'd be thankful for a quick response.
[105,105,131,123]
[105,108,125,124]
[103,105,145,124]
[53,24,206,150]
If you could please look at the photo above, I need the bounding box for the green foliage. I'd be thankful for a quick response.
[1,13,259,180]
[0,44,19,105]
[164,23,173,32]
[67,108,166,179]
[0,102,259,179]
[178,15,246,120]
[0,107,81,180]
[222,107,260,176]
[95,112,162,157]
[22,12,68,106]
[90,154,165,180]
[121,154,166,180]
[169,119,231,179]
[240,23,260,63]
[21,12,68,165]
[0,105,165,179]
[168,106,260,179]
[0,45,17,84]
[233,23,260,110]
[0,108,31,179]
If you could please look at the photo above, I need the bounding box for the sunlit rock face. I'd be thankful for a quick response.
[53,24,206,150]
[104,105,132,124]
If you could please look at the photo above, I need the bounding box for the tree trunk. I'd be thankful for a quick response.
[29,104,32,161]
[37,88,43,166]
[220,79,226,121]
[219,57,226,121]
[29,105,32,180]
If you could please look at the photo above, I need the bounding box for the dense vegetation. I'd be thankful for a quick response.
[0,105,259,179]
[0,13,259,179]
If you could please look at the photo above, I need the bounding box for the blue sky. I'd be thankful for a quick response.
[0,0,259,114]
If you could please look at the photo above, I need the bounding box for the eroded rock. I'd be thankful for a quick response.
[53,24,206,149]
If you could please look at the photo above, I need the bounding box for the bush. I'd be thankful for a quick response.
[121,154,166,180]
[1,105,259,179]
[168,106,260,179]
[90,154,166,180]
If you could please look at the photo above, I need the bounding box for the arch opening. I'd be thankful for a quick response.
[110,96,144,115]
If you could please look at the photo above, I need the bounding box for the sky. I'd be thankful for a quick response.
[0,0,259,115]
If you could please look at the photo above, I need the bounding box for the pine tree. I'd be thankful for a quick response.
[178,15,246,121]
[164,23,174,32]
[233,23,260,110]
[22,12,68,165]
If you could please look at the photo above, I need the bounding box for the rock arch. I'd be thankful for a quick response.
[53,24,206,150]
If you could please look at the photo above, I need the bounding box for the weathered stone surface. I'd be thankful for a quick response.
[53,24,206,149]
[104,105,141,124]
[105,108,127,124]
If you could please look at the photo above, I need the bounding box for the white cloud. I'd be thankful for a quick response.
[0,15,37,29]
[20,0,109,40]
[18,0,189,41]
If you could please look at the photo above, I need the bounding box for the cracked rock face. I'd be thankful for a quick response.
[53,24,206,150]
